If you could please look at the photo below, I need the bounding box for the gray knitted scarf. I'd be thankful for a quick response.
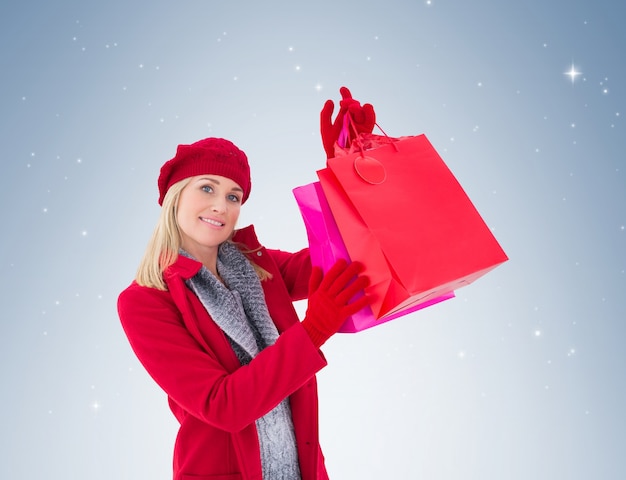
[183,242,302,480]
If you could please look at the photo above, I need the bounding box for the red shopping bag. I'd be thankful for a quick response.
[318,133,508,319]
[293,181,454,332]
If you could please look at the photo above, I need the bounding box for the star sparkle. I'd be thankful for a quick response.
[564,63,582,83]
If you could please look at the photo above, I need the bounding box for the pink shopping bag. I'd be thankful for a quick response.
[293,181,454,333]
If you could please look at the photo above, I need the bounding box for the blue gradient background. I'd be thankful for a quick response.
[1,1,624,478]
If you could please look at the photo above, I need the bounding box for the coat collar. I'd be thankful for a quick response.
[164,224,260,281]
[232,224,261,250]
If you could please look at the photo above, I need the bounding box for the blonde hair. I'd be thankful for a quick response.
[135,177,271,291]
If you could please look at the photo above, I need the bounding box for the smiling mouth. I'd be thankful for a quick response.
[200,217,225,227]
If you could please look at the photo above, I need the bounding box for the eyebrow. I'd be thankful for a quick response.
[196,176,244,192]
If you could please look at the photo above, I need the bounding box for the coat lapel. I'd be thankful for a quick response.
[164,259,242,372]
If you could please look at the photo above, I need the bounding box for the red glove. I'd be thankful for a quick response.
[301,259,370,348]
[320,86,376,159]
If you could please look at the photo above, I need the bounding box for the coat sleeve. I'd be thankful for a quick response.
[118,282,326,433]
[266,247,311,301]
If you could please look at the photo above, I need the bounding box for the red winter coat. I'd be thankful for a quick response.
[118,225,330,480]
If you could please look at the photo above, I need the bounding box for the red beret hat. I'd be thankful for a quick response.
[157,137,251,205]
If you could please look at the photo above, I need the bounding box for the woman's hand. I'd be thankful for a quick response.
[302,259,370,347]
[320,86,376,159]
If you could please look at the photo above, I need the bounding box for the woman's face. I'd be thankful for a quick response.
[176,174,243,262]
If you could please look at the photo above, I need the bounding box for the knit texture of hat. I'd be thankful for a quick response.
[157,137,251,205]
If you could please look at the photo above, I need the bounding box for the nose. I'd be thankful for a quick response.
[210,197,227,214]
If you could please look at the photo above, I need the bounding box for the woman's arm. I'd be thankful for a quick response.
[267,247,312,301]
[118,283,326,433]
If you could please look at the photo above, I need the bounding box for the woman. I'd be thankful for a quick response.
[118,135,370,479]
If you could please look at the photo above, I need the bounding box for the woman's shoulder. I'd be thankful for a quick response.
[117,281,186,335]
[118,254,202,314]
[118,281,165,303]
[118,281,174,311]
[119,280,165,295]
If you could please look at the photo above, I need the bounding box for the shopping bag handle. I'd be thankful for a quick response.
[344,114,398,185]
[344,113,399,154]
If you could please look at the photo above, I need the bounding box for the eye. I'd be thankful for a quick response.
[227,193,242,203]
[201,185,214,193]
